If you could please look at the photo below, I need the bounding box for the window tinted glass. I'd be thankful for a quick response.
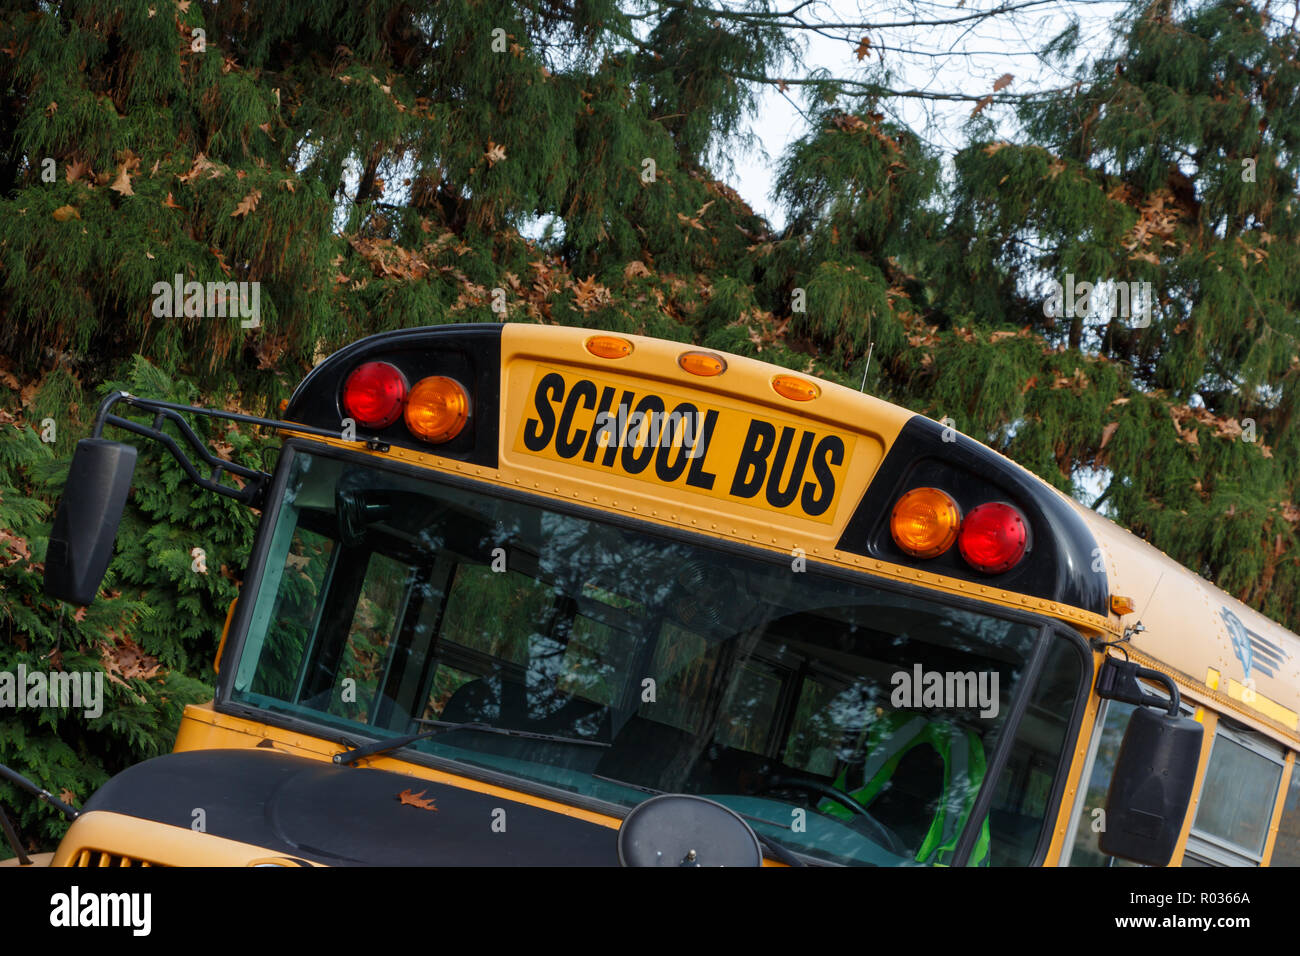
[232,449,1083,866]
[1068,700,1143,867]
[1192,730,1283,857]
[1272,764,1300,866]
[978,638,1083,865]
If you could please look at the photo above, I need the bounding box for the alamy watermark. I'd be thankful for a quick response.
[0,666,103,719]
[593,403,704,457]
[1043,274,1152,328]
[151,273,261,328]
[891,665,999,718]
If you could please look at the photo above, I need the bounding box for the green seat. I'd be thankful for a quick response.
[821,711,990,865]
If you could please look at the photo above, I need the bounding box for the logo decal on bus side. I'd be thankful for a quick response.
[511,366,856,522]
[1220,606,1287,680]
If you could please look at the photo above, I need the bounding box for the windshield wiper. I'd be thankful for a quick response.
[332,719,610,766]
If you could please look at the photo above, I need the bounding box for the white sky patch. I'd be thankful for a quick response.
[726,0,1133,231]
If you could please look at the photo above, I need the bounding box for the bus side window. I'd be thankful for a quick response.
[556,615,631,707]
[977,638,1083,866]
[1184,719,1285,866]
[715,658,785,755]
[318,551,411,725]
[438,564,548,668]
[782,676,844,777]
[247,527,334,700]
[1271,756,1300,865]
[1064,700,1143,867]
[643,621,719,735]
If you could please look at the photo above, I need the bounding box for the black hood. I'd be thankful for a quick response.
[83,748,619,866]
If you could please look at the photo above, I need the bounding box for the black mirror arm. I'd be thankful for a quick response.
[1096,655,1181,717]
[89,391,350,510]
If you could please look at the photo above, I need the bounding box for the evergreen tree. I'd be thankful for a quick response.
[925,0,1300,625]
[0,0,1296,854]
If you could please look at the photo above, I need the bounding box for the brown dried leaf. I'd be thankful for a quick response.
[484,142,507,167]
[52,205,80,221]
[178,152,220,184]
[0,528,31,566]
[110,151,140,196]
[854,36,871,61]
[397,788,438,811]
[231,189,261,218]
[161,192,182,210]
[572,274,609,313]
[100,634,161,685]
[993,73,1014,92]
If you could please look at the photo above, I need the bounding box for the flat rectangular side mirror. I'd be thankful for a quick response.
[43,438,137,606]
[1100,704,1204,866]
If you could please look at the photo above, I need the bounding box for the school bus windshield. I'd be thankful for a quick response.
[230,445,1083,866]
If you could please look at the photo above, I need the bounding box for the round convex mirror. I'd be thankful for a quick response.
[617,794,764,867]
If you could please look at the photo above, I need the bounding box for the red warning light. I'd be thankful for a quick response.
[958,502,1029,573]
[342,362,408,429]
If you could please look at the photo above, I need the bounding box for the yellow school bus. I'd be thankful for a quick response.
[13,322,1300,866]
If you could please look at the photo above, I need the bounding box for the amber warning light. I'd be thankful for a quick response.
[890,487,961,558]
[404,376,470,444]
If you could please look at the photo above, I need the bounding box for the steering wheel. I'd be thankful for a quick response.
[754,775,911,857]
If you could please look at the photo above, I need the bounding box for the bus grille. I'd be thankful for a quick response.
[70,848,163,867]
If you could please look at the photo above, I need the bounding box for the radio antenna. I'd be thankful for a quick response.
[859,342,874,392]
[1138,571,1165,619]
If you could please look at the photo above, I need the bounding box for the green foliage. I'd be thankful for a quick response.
[0,0,1298,856]
[0,411,212,850]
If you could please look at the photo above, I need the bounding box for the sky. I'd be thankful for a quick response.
[707,0,1136,510]
[722,0,1134,231]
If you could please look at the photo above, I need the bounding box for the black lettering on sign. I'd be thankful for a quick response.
[583,386,617,463]
[602,390,636,467]
[520,371,846,520]
[802,435,845,516]
[685,409,720,490]
[730,420,776,499]
[523,372,565,452]
[556,379,597,459]
[766,428,815,509]
[654,403,698,483]
[621,395,665,475]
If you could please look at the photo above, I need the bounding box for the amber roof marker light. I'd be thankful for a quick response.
[404,376,470,444]
[771,374,820,402]
[678,351,727,377]
[586,335,633,359]
[890,487,962,559]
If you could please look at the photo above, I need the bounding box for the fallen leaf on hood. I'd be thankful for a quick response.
[397,789,438,811]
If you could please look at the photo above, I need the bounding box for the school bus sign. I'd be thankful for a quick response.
[511,365,858,523]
